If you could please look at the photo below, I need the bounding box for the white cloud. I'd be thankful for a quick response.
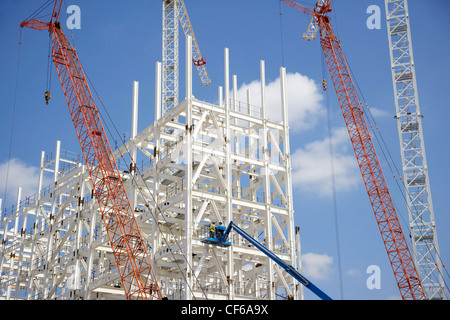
[302,252,333,280]
[231,72,324,131]
[366,106,389,118]
[347,268,362,277]
[291,127,360,197]
[231,73,360,197]
[0,158,41,206]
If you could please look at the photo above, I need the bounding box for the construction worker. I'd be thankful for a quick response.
[209,221,216,239]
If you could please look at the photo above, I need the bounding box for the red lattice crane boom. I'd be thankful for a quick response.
[281,0,426,300]
[21,0,162,300]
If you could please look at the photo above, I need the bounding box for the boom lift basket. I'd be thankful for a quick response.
[200,224,231,247]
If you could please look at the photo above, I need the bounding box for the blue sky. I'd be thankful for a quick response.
[1,0,449,300]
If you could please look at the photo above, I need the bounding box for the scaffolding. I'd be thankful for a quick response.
[0,37,300,300]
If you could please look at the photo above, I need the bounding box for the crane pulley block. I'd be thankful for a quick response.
[44,90,51,105]
[193,57,206,66]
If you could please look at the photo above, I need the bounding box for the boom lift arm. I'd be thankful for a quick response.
[280,0,425,300]
[20,0,162,300]
[220,221,332,300]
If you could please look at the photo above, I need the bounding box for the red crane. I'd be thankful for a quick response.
[281,0,426,300]
[20,1,162,300]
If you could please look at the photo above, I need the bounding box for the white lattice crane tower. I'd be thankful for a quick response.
[385,0,446,300]
[162,0,210,116]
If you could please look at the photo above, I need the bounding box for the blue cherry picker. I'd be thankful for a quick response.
[201,221,332,300]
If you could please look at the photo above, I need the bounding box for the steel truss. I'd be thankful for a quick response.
[162,0,210,117]
[162,0,179,116]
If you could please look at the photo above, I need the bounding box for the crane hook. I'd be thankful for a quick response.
[322,79,327,91]
[44,90,51,105]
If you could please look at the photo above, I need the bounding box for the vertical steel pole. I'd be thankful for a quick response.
[130,81,139,211]
[280,66,297,299]
[155,62,162,122]
[260,60,275,299]
[224,47,234,299]
[185,35,193,300]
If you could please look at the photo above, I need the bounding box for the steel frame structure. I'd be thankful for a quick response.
[385,0,446,300]
[0,37,300,300]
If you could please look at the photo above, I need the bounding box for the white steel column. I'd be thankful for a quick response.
[295,227,304,300]
[72,165,85,297]
[260,60,275,300]
[14,185,29,299]
[280,66,297,299]
[224,47,234,300]
[84,196,97,300]
[184,35,193,300]
[130,81,139,211]
[218,86,223,107]
[6,187,22,299]
[25,151,45,299]
[152,61,162,258]
[224,48,230,111]
[155,62,162,122]
[42,140,60,299]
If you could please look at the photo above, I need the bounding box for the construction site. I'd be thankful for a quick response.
[0,0,448,301]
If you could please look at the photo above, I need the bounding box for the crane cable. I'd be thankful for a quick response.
[46,34,53,93]
[24,0,53,22]
[2,29,24,214]
[322,50,344,300]
[4,4,53,212]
